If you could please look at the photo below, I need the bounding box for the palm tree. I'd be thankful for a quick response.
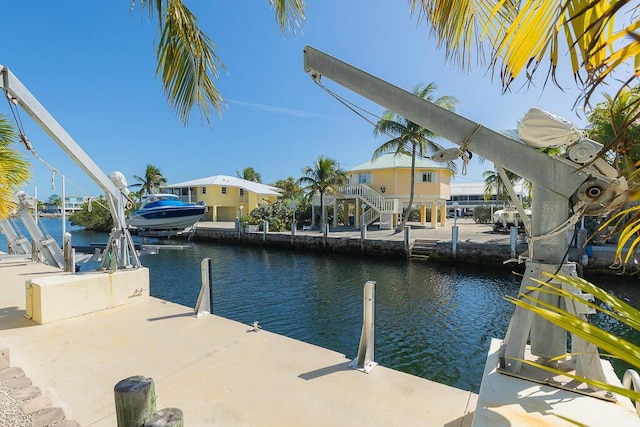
[237,167,262,183]
[482,168,521,205]
[130,164,168,196]
[409,1,639,108]
[50,195,64,214]
[133,1,306,125]
[373,83,458,233]
[272,177,304,200]
[586,86,640,174]
[0,115,31,219]
[297,156,346,229]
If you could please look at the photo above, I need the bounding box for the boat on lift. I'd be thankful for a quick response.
[128,194,206,237]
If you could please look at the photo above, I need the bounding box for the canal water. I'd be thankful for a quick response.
[2,218,639,394]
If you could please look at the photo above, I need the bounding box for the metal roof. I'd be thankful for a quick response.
[451,181,525,196]
[348,153,443,172]
[167,175,282,196]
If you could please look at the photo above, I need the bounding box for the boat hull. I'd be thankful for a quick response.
[128,206,205,230]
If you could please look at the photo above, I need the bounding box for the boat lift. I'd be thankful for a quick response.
[303,46,628,396]
[1,65,141,271]
[0,217,31,256]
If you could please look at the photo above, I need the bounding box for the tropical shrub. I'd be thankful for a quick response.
[69,196,113,232]
[473,206,493,224]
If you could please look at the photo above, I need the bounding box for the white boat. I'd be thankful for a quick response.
[128,194,206,237]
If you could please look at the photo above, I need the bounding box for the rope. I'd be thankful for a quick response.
[458,125,481,175]
[527,202,586,243]
[4,96,110,213]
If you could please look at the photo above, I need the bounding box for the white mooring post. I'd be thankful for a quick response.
[350,281,377,373]
[63,232,74,273]
[510,226,518,259]
[194,258,212,317]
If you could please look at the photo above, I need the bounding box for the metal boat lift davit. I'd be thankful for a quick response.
[1,65,141,271]
[303,46,636,422]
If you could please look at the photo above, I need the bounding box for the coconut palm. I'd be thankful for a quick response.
[586,86,640,174]
[133,0,305,125]
[0,115,31,219]
[482,168,521,205]
[409,1,639,108]
[237,167,263,183]
[272,176,304,200]
[373,83,458,233]
[297,156,346,229]
[130,164,168,197]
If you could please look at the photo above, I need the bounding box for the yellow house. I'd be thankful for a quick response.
[166,175,281,221]
[315,153,451,229]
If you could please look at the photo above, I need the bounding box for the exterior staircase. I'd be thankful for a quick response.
[410,239,439,259]
[340,184,396,229]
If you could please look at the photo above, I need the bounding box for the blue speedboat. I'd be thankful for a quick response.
[128,194,205,237]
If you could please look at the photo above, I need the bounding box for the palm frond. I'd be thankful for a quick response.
[516,358,640,402]
[0,115,31,219]
[505,271,640,401]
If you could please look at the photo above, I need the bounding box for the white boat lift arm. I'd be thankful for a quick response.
[302,46,626,214]
[303,46,627,387]
[1,64,140,269]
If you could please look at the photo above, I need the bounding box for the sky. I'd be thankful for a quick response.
[2,1,598,200]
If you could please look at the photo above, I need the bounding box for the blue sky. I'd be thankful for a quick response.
[3,1,595,199]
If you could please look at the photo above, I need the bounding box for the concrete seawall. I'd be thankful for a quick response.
[193,227,408,258]
[191,222,624,274]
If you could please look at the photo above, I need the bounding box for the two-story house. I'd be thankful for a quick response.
[312,153,451,230]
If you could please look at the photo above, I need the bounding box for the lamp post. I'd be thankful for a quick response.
[292,202,297,225]
[452,201,459,227]
[291,202,297,238]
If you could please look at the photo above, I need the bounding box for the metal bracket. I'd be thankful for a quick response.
[350,281,377,373]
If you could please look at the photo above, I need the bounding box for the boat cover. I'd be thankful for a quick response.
[518,107,583,148]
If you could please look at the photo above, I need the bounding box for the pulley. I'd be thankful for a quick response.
[430,148,460,162]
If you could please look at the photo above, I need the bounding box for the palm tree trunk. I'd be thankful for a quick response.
[396,144,416,233]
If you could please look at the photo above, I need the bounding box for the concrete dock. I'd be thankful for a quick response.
[0,257,477,426]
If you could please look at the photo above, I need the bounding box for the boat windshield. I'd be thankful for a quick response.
[140,194,180,207]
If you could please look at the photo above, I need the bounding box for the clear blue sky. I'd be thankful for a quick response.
[3,1,595,199]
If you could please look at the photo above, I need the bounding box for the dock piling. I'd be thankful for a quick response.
[350,281,377,373]
[195,258,212,316]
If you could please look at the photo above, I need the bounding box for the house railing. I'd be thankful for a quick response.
[340,184,395,212]
[362,208,379,226]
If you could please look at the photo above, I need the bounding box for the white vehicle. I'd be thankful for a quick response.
[492,207,532,232]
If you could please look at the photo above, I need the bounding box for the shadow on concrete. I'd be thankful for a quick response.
[444,411,476,427]
[146,312,195,322]
[0,306,38,330]
[298,361,352,381]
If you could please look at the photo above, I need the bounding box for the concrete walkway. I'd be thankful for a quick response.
[197,218,513,244]
[0,257,477,426]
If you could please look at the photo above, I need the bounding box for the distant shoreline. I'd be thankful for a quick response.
[37,213,63,218]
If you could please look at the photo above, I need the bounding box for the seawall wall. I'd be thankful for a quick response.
[190,228,624,274]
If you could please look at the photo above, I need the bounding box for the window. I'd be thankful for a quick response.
[358,173,371,184]
[420,172,435,183]
[202,187,207,194]
[239,189,244,197]
[221,187,227,195]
